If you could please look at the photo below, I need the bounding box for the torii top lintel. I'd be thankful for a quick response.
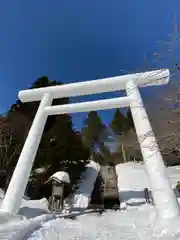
[18,69,170,103]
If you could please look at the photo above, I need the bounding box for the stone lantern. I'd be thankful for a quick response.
[45,171,70,213]
[50,180,64,212]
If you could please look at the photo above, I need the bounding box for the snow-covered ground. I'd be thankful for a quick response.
[116,162,180,190]
[116,162,180,208]
[1,162,180,239]
[27,206,157,240]
[116,162,151,208]
[72,160,100,209]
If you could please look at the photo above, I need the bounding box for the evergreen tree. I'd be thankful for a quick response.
[109,108,135,165]
[110,109,127,134]
[98,141,112,163]
[126,107,134,129]
[82,111,105,155]
[7,76,90,199]
[9,76,69,131]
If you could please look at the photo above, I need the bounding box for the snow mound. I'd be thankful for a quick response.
[72,161,100,209]
[20,198,50,219]
[21,198,49,210]
[115,162,180,208]
[116,162,150,190]
[116,162,151,208]
[0,188,49,219]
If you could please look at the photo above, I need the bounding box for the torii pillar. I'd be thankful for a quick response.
[126,80,180,219]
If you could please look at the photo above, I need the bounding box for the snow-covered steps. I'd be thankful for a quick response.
[100,165,119,199]
[89,165,120,209]
[72,161,100,209]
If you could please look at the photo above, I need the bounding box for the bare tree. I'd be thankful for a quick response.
[0,116,22,171]
[146,16,180,159]
[148,80,180,156]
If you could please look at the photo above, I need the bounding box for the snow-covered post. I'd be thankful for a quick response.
[0,93,52,214]
[126,80,180,220]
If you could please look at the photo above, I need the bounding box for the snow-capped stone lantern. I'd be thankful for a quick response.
[45,171,70,212]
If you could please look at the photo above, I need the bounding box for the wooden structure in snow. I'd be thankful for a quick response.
[45,171,70,212]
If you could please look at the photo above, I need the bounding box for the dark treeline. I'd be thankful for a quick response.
[0,77,90,199]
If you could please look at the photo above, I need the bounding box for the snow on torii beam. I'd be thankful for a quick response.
[19,69,169,102]
[1,69,180,221]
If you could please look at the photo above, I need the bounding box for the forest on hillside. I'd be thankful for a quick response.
[0,74,180,199]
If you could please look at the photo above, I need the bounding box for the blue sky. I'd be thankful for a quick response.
[0,0,179,129]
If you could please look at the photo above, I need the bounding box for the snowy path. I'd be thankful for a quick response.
[2,205,180,240]
[27,206,156,240]
[72,161,100,209]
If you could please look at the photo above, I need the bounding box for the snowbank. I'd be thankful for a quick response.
[0,190,50,220]
[116,162,180,208]
[115,162,151,208]
[116,162,151,190]
[20,198,50,219]
[72,161,100,209]
[167,165,180,187]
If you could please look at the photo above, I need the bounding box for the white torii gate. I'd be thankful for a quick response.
[1,69,179,220]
